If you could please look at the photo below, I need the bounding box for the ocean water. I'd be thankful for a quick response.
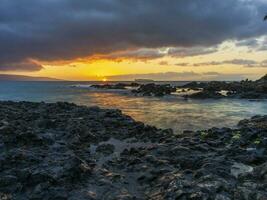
[0,81,266,134]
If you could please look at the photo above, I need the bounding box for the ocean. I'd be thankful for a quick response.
[1,81,266,134]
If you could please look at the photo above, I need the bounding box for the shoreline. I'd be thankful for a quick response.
[0,101,266,199]
[78,74,267,100]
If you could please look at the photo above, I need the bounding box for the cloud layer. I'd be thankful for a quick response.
[0,60,43,71]
[0,0,267,71]
[106,71,248,81]
[173,59,267,68]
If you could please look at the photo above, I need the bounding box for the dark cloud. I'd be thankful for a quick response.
[0,0,267,71]
[96,46,219,62]
[96,48,165,61]
[0,60,43,71]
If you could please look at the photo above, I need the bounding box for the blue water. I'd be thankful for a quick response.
[1,81,266,133]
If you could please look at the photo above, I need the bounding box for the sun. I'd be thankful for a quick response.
[102,78,107,82]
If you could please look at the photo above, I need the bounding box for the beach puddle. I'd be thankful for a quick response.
[90,138,155,166]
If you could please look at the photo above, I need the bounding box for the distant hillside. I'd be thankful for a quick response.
[0,74,63,81]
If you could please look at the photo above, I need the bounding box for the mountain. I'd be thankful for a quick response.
[0,74,63,81]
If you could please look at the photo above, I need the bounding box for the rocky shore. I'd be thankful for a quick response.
[181,74,267,99]
[88,74,267,99]
[0,101,266,199]
[91,83,139,90]
[132,84,176,97]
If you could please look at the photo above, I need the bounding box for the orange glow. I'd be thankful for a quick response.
[13,41,267,81]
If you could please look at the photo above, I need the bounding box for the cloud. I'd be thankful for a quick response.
[94,48,165,61]
[171,58,267,68]
[98,46,220,62]
[175,63,189,67]
[107,71,199,81]
[106,71,248,81]
[0,60,43,72]
[203,72,221,76]
[192,59,262,67]
[168,47,218,58]
[0,0,267,70]
[158,61,169,66]
[204,73,248,81]
[257,37,267,51]
[193,61,222,67]
[225,59,258,65]
[235,36,267,51]
[245,63,267,68]
[235,38,260,49]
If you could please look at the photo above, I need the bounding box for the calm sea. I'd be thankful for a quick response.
[1,81,266,133]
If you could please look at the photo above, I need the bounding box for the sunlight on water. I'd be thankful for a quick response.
[0,81,266,134]
[78,92,267,133]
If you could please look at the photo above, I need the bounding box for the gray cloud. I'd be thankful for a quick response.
[95,48,165,61]
[192,59,260,67]
[236,38,260,49]
[258,37,267,51]
[0,0,267,71]
[160,58,267,68]
[235,36,267,51]
[226,59,258,65]
[245,64,267,68]
[168,47,218,58]
[99,46,220,62]
[0,60,43,71]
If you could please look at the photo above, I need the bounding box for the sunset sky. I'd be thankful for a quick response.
[0,0,267,81]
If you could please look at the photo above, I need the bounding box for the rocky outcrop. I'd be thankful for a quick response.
[0,101,266,199]
[91,83,140,90]
[183,90,224,99]
[132,83,176,97]
[181,74,267,99]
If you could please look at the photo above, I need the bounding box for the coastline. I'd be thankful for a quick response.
[0,101,266,199]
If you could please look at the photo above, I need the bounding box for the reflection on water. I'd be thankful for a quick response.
[78,92,267,133]
[0,81,266,133]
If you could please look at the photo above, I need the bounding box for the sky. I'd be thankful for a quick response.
[0,0,267,81]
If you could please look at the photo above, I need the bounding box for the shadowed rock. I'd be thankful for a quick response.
[0,101,266,199]
[181,74,267,99]
[132,83,176,97]
[91,83,140,90]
